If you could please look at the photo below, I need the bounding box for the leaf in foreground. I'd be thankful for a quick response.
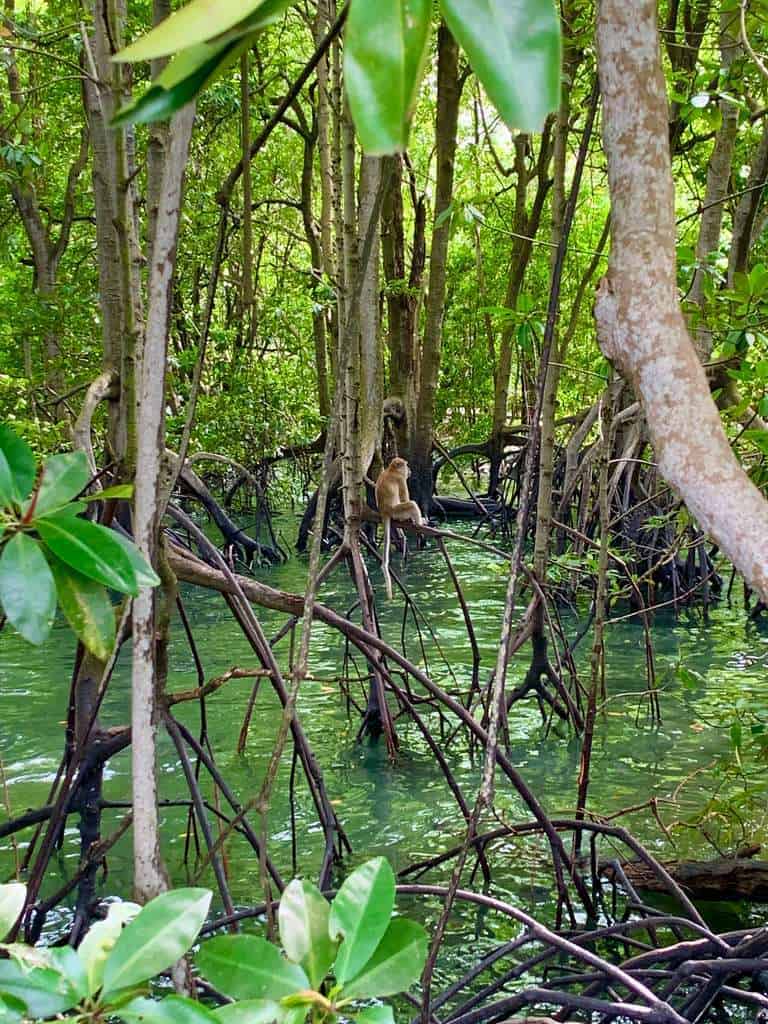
[197,935,308,1001]
[329,857,395,984]
[101,889,211,998]
[35,514,142,596]
[48,554,116,661]
[278,879,337,988]
[0,533,56,644]
[342,918,428,1000]
[440,0,561,133]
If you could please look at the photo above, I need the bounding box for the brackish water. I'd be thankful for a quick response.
[1,517,767,972]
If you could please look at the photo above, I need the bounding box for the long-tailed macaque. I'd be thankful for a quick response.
[374,457,422,599]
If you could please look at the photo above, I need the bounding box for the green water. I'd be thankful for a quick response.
[1,517,767,956]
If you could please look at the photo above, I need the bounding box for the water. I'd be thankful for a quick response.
[1,515,767,958]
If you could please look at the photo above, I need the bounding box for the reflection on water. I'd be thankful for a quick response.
[1,516,767,948]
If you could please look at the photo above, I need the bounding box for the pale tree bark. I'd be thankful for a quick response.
[132,103,195,902]
[689,8,741,358]
[595,0,768,601]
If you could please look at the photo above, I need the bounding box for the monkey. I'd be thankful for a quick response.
[374,457,422,600]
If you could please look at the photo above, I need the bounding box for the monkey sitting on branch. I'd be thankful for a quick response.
[374,457,423,600]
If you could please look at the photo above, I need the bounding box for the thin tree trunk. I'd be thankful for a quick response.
[411,24,462,509]
[132,104,195,901]
[689,8,740,358]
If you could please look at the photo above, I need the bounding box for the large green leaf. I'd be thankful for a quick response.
[0,960,79,1019]
[342,919,427,1000]
[0,533,56,644]
[101,888,211,998]
[278,880,337,988]
[47,555,116,661]
[78,900,140,996]
[116,995,220,1024]
[0,884,25,942]
[0,426,35,504]
[344,0,431,154]
[197,935,308,1001]
[35,514,141,596]
[440,0,561,133]
[116,0,285,62]
[30,451,90,518]
[329,858,394,984]
[213,1000,282,1024]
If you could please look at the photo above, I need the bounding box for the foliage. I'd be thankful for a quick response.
[0,859,426,1024]
[0,425,158,659]
[114,0,561,151]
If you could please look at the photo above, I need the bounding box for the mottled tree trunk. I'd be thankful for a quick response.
[595,0,768,601]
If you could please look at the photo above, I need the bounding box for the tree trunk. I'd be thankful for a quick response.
[688,9,740,359]
[411,24,462,510]
[595,0,768,602]
[132,103,195,902]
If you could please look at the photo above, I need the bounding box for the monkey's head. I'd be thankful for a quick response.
[389,457,409,479]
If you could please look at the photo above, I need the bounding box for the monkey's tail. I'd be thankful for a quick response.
[382,522,393,600]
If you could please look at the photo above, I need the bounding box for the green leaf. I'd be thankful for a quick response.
[48,947,88,1004]
[116,996,220,1024]
[116,0,286,62]
[115,0,293,125]
[0,960,79,1019]
[354,1005,395,1024]
[35,514,142,596]
[0,426,35,503]
[197,935,308,1001]
[0,533,56,644]
[342,919,427,1000]
[101,888,211,998]
[213,1000,282,1024]
[329,858,395,984]
[84,484,135,501]
[109,531,161,589]
[78,900,140,996]
[344,0,431,153]
[742,429,768,456]
[47,554,116,661]
[30,451,90,518]
[278,880,337,988]
[0,450,16,509]
[114,37,246,126]
[0,884,25,942]
[0,992,27,1022]
[440,0,561,133]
